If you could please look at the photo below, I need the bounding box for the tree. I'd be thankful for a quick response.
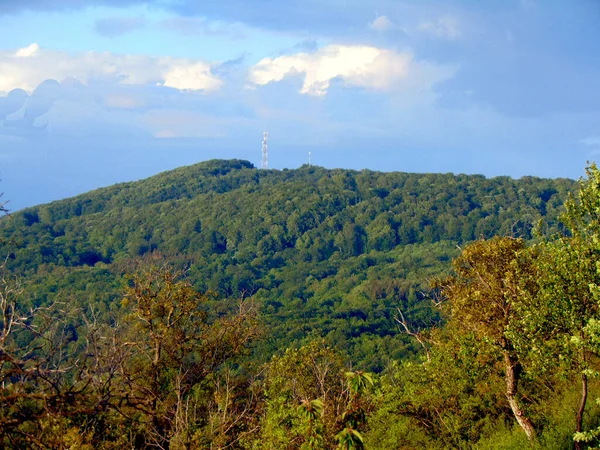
[298,399,325,450]
[115,264,259,448]
[0,260,109,448]
[433,237,538,441]
[252,342,375,450]
[334,371,374,450]
[531,238,599,448]
[530,163,600,448]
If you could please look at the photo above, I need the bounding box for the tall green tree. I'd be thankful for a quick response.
[433,236,538,441]
[530,163,600,448]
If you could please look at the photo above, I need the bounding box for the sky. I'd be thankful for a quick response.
[0,0,599,210]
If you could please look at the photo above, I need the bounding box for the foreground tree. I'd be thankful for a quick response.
[531,237,599,450]
[114,264,260,449]
[561,163,600,447]
[0,262,109,448]
[528,163,600,449]
[251,342,375,450]
[433,236,538,441]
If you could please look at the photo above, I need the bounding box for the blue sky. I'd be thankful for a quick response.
[0,0,599,210]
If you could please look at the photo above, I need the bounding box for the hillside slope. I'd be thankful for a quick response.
[0,159,576,368]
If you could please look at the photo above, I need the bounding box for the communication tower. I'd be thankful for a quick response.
[308,151,312,167]
[261,132,269,169]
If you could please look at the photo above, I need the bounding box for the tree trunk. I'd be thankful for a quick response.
[503,350,536,441]
[575,372,588,450]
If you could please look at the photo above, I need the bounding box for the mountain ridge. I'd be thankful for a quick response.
[0,158,577,369]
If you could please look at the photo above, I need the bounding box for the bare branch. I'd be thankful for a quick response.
[395,308,431,363]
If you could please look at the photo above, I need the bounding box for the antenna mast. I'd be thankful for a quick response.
[261,132,269,169]
[308,151,311,167]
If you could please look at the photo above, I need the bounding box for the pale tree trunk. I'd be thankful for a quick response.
[503,350,536,441]
[575,372,588,450]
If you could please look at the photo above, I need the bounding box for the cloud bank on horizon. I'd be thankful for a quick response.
[0,0,599,210]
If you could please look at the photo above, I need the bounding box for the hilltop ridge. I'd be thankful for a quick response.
[0,159,576,368]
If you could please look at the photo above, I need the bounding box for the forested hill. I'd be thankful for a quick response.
[0,159,576,369]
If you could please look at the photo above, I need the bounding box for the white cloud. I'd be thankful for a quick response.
[249,45,420,96]
[162,63,222,91]
[0,43,223,93]
[15,43,40,58]
[417,16,461,40]
[368,15,393,32]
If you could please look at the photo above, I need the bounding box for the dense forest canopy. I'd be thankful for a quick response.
[0,159,575,369]
[7,159,600,449]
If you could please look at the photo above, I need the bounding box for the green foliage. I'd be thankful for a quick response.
[0,160,575,370]
[335,427,364,450]
[434,237,538,439]
[519,163,600,447]
[251,342,375,450]
[113,264,260,448]
[298,399,325,450]
[253,342,347,449]
[365,164,600,449]
[345,371,374,396]
[3,159,597,449]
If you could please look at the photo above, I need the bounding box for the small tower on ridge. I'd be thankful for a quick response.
[261,132,269,169]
